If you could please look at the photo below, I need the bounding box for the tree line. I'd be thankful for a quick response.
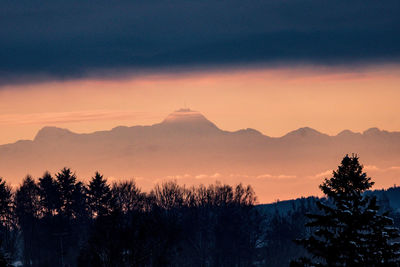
[0,169,263,266]
[0,155,399,266]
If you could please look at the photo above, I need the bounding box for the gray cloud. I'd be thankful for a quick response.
[1,0,399,85]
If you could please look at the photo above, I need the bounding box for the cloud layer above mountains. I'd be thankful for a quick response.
[1,0,399,84]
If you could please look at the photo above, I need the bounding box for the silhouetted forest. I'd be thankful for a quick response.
[0,156,400,266]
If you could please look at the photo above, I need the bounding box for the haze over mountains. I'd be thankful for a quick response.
[1,108,400,203]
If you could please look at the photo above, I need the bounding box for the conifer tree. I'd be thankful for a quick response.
[55,167,78,218]
[0,178,13,264]
[292,155,400,266]
[15,175,40,266]
[38,171,60,217]
[87,172,111,217]
[0,177,12,228]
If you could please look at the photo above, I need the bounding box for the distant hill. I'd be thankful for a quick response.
[1,109,400,203]
[258,186,400,216]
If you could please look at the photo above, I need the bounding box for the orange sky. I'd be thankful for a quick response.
[1,65,400,145]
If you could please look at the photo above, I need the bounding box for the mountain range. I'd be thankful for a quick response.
[1,108,400,203]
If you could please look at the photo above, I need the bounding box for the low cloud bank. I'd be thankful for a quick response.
[1,0,399,85]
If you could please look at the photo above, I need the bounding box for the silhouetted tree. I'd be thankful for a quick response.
[0,178,15,263]
[210,183,262,266]
[55,168,78,218]
[15,175,40,266]
[38,172,60,217]
[111,181,146,213]
[79,181,263,267]
[292,155,400,266]
[0,178,12,228]
[49,168,89,266]
[71,181,89,219]
[360,196,400,265]
[86,172,112,218]
[151,181,185,210]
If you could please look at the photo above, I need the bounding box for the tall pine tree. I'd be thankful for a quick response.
[38,171,60,217]
[15,175,40,266]
[86,172,111,218]
[292,155,400,266]
[0,177,13,265]
[55,167,78,218]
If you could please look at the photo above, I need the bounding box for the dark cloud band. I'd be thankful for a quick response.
[1,0,399,84]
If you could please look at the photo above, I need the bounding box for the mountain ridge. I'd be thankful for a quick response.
[16,109,399,145]
[1,109,400,203]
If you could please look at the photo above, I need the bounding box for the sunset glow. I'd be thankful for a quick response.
[1,65,400,145]
[2,1,400,264]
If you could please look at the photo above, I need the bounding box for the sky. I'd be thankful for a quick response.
[1,65,400,145]
[1,0,399,84]
[1,0,400,199]
[0,0,399,138]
